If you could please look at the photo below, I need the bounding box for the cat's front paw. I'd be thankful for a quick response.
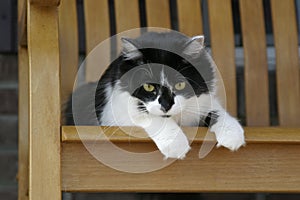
[215,126,245,151]
[211,116,245,151]
[160,139,191,159]
[157,130,191,159]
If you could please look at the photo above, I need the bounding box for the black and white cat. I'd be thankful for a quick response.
[66,31,245,159]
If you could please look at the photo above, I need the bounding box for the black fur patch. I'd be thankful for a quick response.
[203,111,219,127]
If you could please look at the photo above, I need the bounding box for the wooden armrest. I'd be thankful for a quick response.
[61,126,300,192]
[62,126,300,144]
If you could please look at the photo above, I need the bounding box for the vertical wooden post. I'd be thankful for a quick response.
[27,1,61,199]
[18,46,29,200]
[18,0,29,199]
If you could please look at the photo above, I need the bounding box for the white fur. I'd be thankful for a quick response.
[209,101,245,151]
[101,81,245,158]
[141,117,190,159]
[183,35,205,58]
[160,69,172,89]
[121,38,142,60]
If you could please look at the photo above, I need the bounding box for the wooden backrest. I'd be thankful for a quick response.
[59,0,300,127]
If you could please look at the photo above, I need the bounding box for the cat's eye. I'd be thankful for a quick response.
[175,82,186,90]
[143,84,155,92]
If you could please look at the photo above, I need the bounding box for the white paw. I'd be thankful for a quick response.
[155,130,191,159]
[212,116,245,151]
[160,138,191,159]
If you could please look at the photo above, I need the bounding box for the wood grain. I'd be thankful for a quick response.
[30,0,60,6]
[84,0,110,82]
[18,2,29,200]
[208,0,237,116]
[177,0,203,36]
[21,0,300,196]
[145,0,171,28]
[18,46,29,200]
[114,0,141,61]
[115,0,140,33]
[239,0,270,126]
[18,0,27,46]
[59,0,78,104]
[271,0,300,126]
[27,3,61,199]
[84,0,110,53]
[61,126,300,144]
[62,141,300,192]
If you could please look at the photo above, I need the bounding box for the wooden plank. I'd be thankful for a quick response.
[62,141,300,192]
[177,0,203,36]
[84,0,110,54]
[115,0,140,33]
[58,0,78,104]
[145,0,171,28]
[18,46,29,200]
[270,0,300,126]
[114,0,141,63]
[61,126,300,144]
[27,3,61,200]
[239,0,270,126]
[18,2,29,199]
[18,0,27,46]
[208,0,237,117]
[84,0,111,82]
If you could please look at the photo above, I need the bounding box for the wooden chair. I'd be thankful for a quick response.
[18,0,300,199]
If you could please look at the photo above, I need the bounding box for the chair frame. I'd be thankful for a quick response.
[18,0,300,199]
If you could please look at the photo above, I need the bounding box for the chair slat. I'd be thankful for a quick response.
[145,0,171,28]
[271,0,300,126]
[115,0,140,33]
[84,0,110,53]
[239,0,270,126]
[84,0,110,82]
[208,0,237,117]
[177,0,203,36]
[114,0,141,60]
[59,0,78,103]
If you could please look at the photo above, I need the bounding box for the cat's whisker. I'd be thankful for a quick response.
[65,31,245,159]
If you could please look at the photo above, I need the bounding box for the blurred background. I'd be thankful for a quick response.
[1,0,300,199]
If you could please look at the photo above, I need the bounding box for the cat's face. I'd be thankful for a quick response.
[118,32,215,117]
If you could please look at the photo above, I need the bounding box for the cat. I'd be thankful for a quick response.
[65,31,245,159]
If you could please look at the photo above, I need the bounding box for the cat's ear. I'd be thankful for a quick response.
[121,37,142,60]
[183,35,205,58]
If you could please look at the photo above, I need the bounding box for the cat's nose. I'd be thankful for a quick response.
[158,97,174,113]
[159,87,174,113]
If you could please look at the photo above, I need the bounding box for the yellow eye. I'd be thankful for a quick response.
[143,84,155,92]
[175,82,186,90]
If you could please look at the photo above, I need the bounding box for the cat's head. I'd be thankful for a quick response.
[118,32,216,117]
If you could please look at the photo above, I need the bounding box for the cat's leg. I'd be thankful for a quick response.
[136,116,191,159]
[209,100,245,151]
